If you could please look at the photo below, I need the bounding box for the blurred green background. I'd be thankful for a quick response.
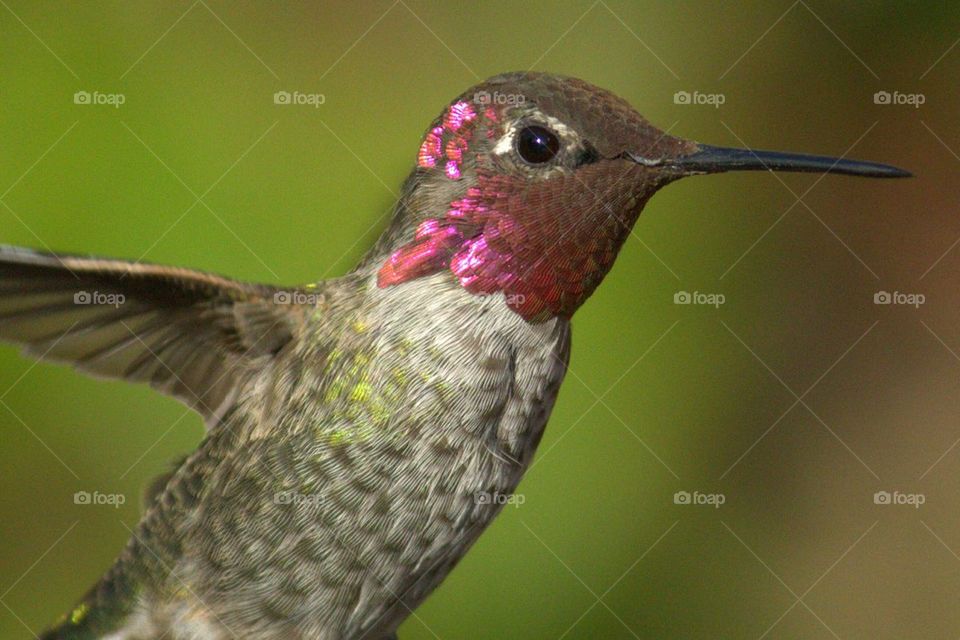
[0,1,957,638]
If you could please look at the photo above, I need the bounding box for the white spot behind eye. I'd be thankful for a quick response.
[492,124,517,156]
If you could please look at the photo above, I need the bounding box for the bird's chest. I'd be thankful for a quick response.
[202,277,571,637]
[366,276,570,489]
[317,277,571,632]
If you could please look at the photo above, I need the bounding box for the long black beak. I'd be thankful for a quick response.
[631,144,911,178]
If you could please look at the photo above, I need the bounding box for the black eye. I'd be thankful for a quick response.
[516,125,560,164]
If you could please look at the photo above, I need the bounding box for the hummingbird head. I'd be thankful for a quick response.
[375,72,909,322]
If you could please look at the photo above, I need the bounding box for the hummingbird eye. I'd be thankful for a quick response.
[515,125,560,164]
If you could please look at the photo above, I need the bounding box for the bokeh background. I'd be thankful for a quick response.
[0,1,957,638]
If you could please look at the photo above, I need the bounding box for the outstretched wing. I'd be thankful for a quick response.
[0,246,315,426]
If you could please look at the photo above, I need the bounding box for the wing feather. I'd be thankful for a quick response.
[0,245,319,427]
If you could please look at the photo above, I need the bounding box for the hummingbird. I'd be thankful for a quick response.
[1,72,908,640]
